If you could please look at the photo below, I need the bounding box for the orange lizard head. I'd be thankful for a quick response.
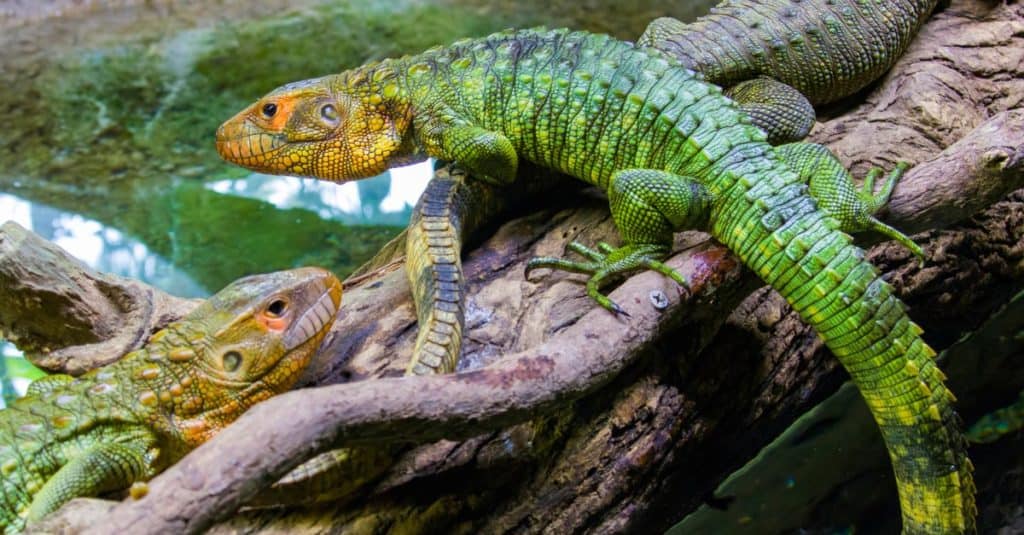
[216,69,419,181]
[151,267,342,444]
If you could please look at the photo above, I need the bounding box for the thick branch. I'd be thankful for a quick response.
[885,110,1024,234]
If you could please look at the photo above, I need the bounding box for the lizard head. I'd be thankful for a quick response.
[216,71,418,181]
[156,267,341,432]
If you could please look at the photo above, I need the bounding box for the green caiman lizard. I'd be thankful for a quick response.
[215,27,971,533]
[0,267,341,533]
[218,0,942,382]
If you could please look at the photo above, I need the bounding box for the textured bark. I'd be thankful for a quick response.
[0,220,199,374]
[16,0,1024,533]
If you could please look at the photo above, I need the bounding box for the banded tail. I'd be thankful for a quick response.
[405,175,467,375]
[712,167,975,533]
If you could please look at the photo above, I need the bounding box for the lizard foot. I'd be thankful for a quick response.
[525,241,686,314]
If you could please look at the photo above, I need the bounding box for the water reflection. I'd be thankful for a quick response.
[205,160,433,226]
[0,161,433,399]
[4,193,208,298]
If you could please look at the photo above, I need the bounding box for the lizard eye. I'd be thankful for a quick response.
[261,102,278,118]
[222,351,243,372]
[266,299,288,318]
[320,104,339,125]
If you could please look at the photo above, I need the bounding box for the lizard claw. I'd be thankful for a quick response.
[610,302,631,318]
[525,241,678,317]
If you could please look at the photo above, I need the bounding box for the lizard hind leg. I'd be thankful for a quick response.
[638,19,815,146]
[525,169,711,314]
[775,142,925,261]
[725,77,816,145]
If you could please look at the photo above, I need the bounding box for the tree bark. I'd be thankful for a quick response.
[14,0,1024,533]
[0,220,199,374]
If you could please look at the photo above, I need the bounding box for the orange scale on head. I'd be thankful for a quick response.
[262,96,298,132]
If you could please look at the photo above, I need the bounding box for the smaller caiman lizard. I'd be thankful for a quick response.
[0,267,341,533]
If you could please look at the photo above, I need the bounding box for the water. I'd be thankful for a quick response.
[0,162,433,398]
[0,1,474,391]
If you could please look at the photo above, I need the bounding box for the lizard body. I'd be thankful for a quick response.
[216,28,972,532]
[640,0,939,105]
[0,267,340,533]
[639,0,939,145]
[222,1,941,381]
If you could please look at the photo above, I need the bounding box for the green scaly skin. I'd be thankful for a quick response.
[0,268,341,533]
[400,0,940,372]
[220,1,942,378]
[215,28,973,532]
[639,0,939,143]
[641,0,939,103]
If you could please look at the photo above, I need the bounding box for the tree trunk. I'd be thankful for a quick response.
[11,0,1024,533]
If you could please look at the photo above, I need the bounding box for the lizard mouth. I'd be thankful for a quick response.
[215,120,289,166]
[283,279,341,350]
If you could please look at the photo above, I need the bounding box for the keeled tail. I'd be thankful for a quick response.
[717,187,975,533]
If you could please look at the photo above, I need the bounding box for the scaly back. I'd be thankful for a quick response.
[640,0,938,103]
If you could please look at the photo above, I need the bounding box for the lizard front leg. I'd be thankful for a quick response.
[526,169,712,313]
[418,117,518,186]
[27,432,157,524]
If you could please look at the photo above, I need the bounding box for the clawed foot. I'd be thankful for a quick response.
[524,241,687,315]
[861,161,926,264]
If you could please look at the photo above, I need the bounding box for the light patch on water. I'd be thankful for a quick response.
[0,194,32,229]
[206,174,363,216]
[0,192,205,298]
[1,342,35,402]
[381,159,434,212]
[10,379,30,399]
[207,180,233,194]
[52,214,105,267]
[263,177,303,207]
[206,160,433,224]
[316,179,362,214]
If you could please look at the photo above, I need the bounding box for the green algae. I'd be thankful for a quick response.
[4,0,556,186]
